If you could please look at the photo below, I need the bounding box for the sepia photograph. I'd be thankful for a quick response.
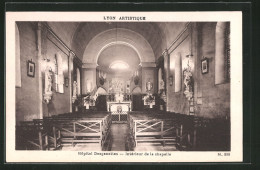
[6,11,243,162]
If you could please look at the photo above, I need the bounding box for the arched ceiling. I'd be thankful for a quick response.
[82,28,154,64]
[47,22,80,46]
[46,22,189,65]
[97,44,140,70]
[70,22,166,62]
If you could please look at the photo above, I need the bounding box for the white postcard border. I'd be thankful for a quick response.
[6,11,243,162]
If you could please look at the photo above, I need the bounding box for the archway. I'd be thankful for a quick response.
[82,28,155,64]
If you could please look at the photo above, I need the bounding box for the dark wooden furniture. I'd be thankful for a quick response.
[44,112,112,149]
[16,121,49,150]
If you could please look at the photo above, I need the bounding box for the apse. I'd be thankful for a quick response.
[97,44,140,72]
[109,61,129,70]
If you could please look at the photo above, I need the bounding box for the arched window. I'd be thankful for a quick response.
[15,23,21,87]
[109,60,129,70]
[215,22,230,84]
[175,54,182,92]
[55,53,64,93]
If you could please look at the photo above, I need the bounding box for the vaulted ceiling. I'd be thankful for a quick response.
[47,22,188,69]
[70,22,165,62]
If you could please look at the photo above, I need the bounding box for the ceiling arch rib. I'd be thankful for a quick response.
[71,22,165,62]
[82,28,155,64]
[97,41,141,63]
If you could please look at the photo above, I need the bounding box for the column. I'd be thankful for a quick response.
[68,52,75,112]
[163,49,169,111]
[37,22,43,119]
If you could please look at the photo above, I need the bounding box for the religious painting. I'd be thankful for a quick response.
[27,60,35,77]
[201,58,209,74]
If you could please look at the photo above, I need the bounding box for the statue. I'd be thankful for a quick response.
[183,68,193,100]
[45,66,52,93]
[73,81,77,97]
[146,79,153,92]
[43,66,53,104]
[72,81,77,103]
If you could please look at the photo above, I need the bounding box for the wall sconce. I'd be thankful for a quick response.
[169,76,173,86]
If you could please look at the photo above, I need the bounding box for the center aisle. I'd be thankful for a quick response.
[109,124,128,151]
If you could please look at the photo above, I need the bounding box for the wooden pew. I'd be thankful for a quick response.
[33,119,62,150]
[44,112,112,148]
[193,116,230,151]
[16,121,49,150]
[174,114,194,150]
[128,112,181,147]
[16,112,112,150]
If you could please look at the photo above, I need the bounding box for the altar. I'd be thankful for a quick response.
[106,92,132,112]
[106,92,132,122]
[107,101,132,112]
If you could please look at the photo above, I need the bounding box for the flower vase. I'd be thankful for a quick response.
[149,103,153,108]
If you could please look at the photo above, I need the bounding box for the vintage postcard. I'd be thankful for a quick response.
[6,11,242,162]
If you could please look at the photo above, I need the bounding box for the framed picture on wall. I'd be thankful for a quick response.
[27,60,35,77]
[201,58,209,74]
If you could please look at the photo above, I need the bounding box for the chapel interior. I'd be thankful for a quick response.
[15,22,230,151]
